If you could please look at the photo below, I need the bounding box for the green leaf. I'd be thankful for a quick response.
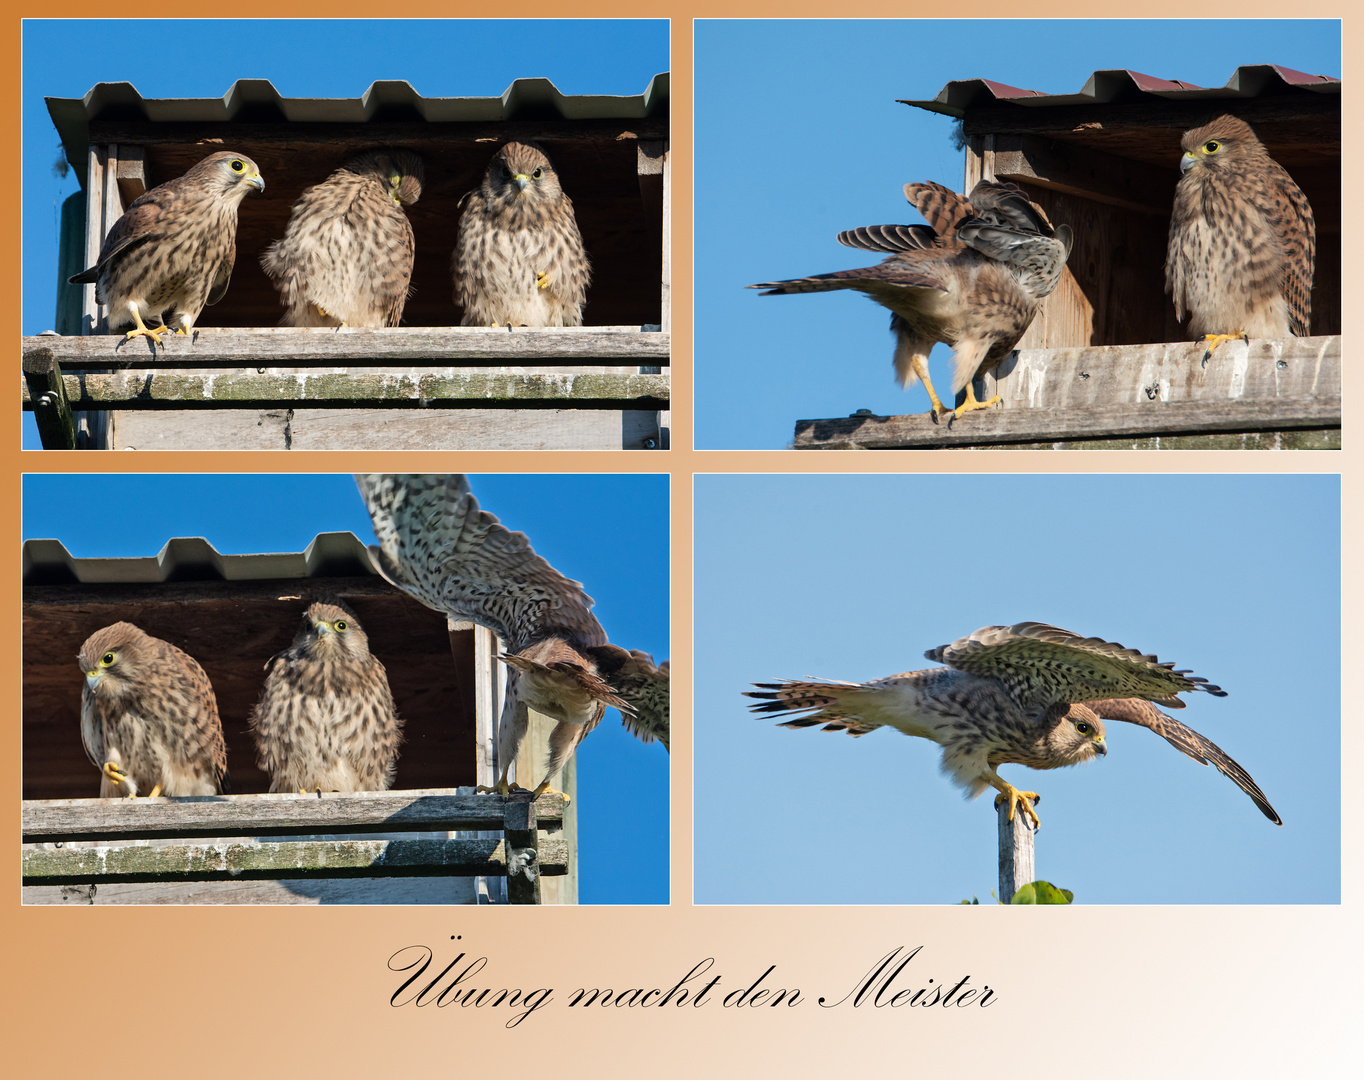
[1010,880,1074,904]
[958,896,980,905]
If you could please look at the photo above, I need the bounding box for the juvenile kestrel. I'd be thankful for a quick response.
[747,621,1280,828]
[355,474,668,799]
[249,601,403,793]
[1165,114,1315,361]
[77,622,229,798]
[752,180,1073,419]
[261,149,424,327]
[68,151,264,344]
[452,142,591,327]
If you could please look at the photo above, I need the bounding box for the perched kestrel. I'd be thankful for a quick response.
[1165,114,1315,361]
[452,142,591,327]
[68,151,264,344]
[747,621,1279,829]
[752,180,1073,419]
[261,149,424,327]
[249,601,403,793]
[77,622,229,798]
[355,474,668,799]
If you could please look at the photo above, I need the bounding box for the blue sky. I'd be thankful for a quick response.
[693,473,1340,905]
[22,472,671,905]
[695,19,1342,448]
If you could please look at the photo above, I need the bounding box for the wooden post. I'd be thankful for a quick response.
[996,796,1036,904]
[22,349,78,450]
[503,794,541,905]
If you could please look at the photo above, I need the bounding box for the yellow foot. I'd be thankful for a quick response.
[993,785,1041,829]
[1201,331,1249,367]
[953,388,1002,419]
[102,761,131,792]
[476,779,521,797]
[146,784,162,799]
[529,782,571,804]
[536,271,552,291]
[124,322,171,345]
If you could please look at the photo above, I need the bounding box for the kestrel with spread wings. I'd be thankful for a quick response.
[78,622,229,798]
[747,621,1279,828]
[355,474,668,799]
[1165,114,1315,362]
[68,151,264,344]
[751,180,1073,419]
[261,149,424,327]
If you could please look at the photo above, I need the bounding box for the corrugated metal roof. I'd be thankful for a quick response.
[47,73,669,171]
[22,533,378,586]
[903,64,1339,117]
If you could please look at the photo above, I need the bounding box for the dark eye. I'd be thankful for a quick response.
[334,620,348,632]
[102,652,116,666]
[230,159,245,172]
[1204,140,1220,154]
[532,166,544,179]
[1075,720,1091,734]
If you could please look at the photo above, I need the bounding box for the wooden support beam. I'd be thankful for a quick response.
[23,834,569,885]
[21,348,77,449]
[22,328,669,370]
[997,798,1036,905]
[986,133,1174,217]
[22,789,565,844]
[503,795,542,905]
[22,370,670,410]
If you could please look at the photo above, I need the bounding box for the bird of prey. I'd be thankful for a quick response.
[248,601,403,793]
[68,151,265,344]
[77,622,229,798]
[747,621,1279,829]
[752,179,1073,419]
[1165,114,1315,362]
[261,149,424,327]
[452,142,591,327]
[355,474,668,800]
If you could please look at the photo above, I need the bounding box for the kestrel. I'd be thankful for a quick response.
[747,621,1279,829]
[752,180,1073,419]
[77,622,229,798]
[1165,114,1315,362]
[355,474,668,800]
[249,601,403,793]
[68,151,264,344]
[452,142,591,327]
[261,149,424,327]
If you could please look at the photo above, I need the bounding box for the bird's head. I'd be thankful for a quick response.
[1047,704,1108,766]
[486,141,563,205]
[346,149,424,207]
[299,601,372,660]
[78,622,150,699]
[190,151,265,201]
[1178,114,1257,175]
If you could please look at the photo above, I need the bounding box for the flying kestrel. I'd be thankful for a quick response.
[752,180,1073,419]
[78,622,229,798]
[452,142,591,327]
[1165,114,1315,362]
[261,149,424,327]
[355,474,668,799]
[249,601,403,793]
[68,151,264,344]
[747,621,1280,828]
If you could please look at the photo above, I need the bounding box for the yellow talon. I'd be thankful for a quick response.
[992,783,1041,829]
[952,383,1002,419]
[122,308,172,345]
[1200,331,1249,367]
[530,781,570,804]
[536,271,551,291]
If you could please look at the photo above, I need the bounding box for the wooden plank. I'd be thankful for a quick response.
[22,328,669,369]
[796,397,1340,449]
[23,370,669,410]
[22,789,565,844]
[24,875,481,906]
[21,348,77,450]
[22,834,569,885]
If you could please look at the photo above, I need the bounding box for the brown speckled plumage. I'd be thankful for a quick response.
[747,621,1279,826]
[78,622,229,798]
[68,151,264,339]
[1165,114,1315,340]
[751,179,1072,417]
[452,142,591,327]
[262,149,424,327]
[249,602,402,793]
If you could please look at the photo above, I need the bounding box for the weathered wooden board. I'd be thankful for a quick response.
[22,328,669,369]
[24,875,482,905]
[795,336,1341,449]
[108,406,664,450]
[23,835,570,884]
[22,789,564,844]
